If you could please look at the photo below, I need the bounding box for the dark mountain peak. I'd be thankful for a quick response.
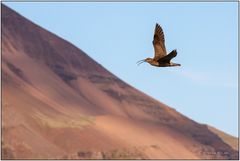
[2,3,112,78]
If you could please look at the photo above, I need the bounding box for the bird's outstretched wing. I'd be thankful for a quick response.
[152,23,167,61]
[158,49,177,63]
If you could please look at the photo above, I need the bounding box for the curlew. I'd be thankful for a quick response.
[137,23,181,67]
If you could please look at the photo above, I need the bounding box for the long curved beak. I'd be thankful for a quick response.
[136,59,145,66]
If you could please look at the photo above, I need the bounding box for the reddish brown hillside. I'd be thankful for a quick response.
[1,4,238,159]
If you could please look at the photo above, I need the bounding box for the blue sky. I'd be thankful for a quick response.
[4,2,238,136]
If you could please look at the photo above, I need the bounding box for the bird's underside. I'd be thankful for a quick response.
[137,23,180,67]
[154,50,180,67]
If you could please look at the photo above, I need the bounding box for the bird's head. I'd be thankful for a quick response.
[136,58,153,65]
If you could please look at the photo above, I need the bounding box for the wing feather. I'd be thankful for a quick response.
[152,23,167,60]
[158,50,177,63]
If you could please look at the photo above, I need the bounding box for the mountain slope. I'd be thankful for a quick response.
[1,4,238,159]
[207,126,238,151]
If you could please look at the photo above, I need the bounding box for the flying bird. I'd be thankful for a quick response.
[137,23,181,67]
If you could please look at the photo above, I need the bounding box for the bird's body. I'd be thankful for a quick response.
[148,61,180,67]
[137,23,181,67]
